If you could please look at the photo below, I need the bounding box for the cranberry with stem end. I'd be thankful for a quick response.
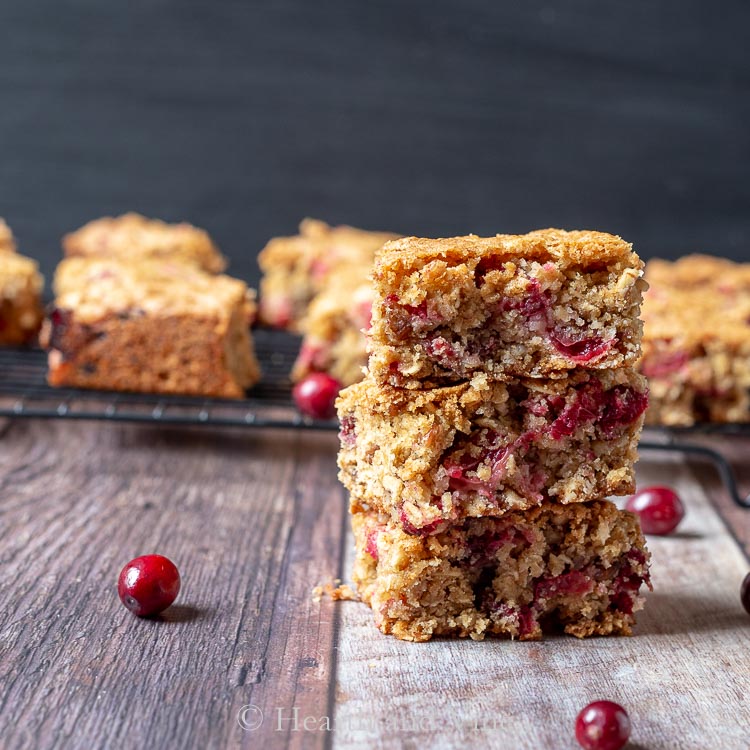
[292,372,341,420]
[625,486,685,535]
[741,572,750,615]
[575,701,631,750]
[118,555,181,617]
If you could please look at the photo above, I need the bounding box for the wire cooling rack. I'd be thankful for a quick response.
[1,336,748,507]
[0,330,338,430]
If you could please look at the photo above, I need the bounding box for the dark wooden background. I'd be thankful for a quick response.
[0,0,748,285]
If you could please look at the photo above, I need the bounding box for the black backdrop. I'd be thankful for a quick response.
[1,1,749,286]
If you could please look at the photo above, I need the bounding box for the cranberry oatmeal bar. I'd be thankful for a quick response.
[292,265,372,386]
[642,255,750,425]
[258,218,398,330]
[369,229,646,387]
[41,257,260,397]
[338,369,648,531]
[63,213,227,273]
[0,252,44,345]
[352,500,650,642]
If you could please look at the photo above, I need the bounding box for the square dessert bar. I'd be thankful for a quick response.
[368,229,646,387]
[258,218,399,331]
[292,265,372,387]
[338,368,648,532]
[0,252,44,345]
[352,499,651,642]
[41,257,260,398]
[641,255,750,426]
[63,213,227,273]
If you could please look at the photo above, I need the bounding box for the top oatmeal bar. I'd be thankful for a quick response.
[63,213,227,273]
[258,218,399,331]
[368,229,646,386]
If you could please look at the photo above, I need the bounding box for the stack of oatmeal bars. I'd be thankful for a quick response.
[337,229,652,642]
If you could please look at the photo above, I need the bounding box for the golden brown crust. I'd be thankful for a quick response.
[377,229,639,272]
[62,213,227,273]
[53,257,252,322]
[42,257,260,397]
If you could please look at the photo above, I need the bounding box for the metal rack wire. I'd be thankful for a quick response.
[1,337,748,507]
[0,331,338,430]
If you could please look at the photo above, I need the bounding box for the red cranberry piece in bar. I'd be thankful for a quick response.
[118,554,181,617]
[497,278,549,320]
[551,331,613,362]
[641,349,690,378]
[293,373,341,420]
[625,486,684,535]
[599,386,649,438]
[47,307,73,352]
[575,701,631,750]
[339,415,357,448]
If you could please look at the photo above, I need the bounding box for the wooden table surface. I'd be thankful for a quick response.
[1,418,749,750]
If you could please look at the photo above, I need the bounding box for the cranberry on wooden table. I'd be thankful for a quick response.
[741,572,750,615]
[625,485,685,535]
[118,554,181,617]
[292,372,341,420]
[575,700,631,750]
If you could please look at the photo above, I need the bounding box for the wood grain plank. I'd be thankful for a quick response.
[332,455,750,750]
[0,420,345,749]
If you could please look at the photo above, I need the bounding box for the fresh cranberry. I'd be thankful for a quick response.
[741,573,750,615]
[118,555,181,617]
[625,486,685,535]
[292,372,341,420]
[575,701,630,750]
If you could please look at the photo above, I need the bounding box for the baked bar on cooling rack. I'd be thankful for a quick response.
[41,257,260,398]
[63,213,227,273]
[641,255,750,426]
[368,229,646,387]
[258,218,399,331]
[0,247,44,345]
[352,499,651,642]
[337,368,648,532]
[291,264,372,387]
